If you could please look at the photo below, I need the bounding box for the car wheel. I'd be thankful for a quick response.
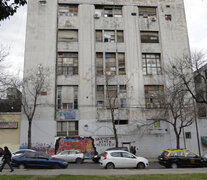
[137,162,145,169]
[105,162,115,169]
[171,163,178,169]
[18,164,25,169]
[76,158,83,164]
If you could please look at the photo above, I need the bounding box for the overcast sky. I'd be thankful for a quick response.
[0,1,207,76]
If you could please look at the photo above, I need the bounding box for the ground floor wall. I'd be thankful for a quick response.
[0,113,21,152]
[19,115,207,158]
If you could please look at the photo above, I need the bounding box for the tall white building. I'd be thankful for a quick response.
[21,0,205,157]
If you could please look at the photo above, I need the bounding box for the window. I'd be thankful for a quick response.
[41,91,47,96]
[174,151,184,157]
[142,53,161,75]
[58,4,78,16]
[144,85,164,108]
[58,30,78,42]
[96,53,103,75]
[96,85,127,109]
[106,53,116,75]
[110,152,121,157]
[97,85,104,108]
[96,30,124,43]
[165,14,172,21]
[139,7,157,18]
[57,52,78,75]
[185,151,197,158]
[57,121,78,136]
[95,5,122,17]
[185,132,191,139]
[96,30,102,42]
[57,86,78,110]
[140,31,159,43]
[96,52,126,75]
[115,120,128,125]
[122,152,134,158]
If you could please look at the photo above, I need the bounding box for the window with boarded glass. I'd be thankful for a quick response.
[58,30,78,42]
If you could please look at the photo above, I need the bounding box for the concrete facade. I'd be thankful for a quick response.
[21,0,206,157]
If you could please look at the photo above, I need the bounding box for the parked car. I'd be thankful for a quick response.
[99,150,149,169]
[93,147,128,163]
[12,149,36,157]
[11,151,68,169]
[158,149,207,168]
[52,150,84,164]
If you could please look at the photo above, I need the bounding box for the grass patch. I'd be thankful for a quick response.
[0,174,207,180]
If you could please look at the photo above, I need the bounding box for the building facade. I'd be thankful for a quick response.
[21,0,204,157]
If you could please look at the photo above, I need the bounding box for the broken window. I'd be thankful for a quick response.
[144,85,164,108]
[104,31,115,42]
[96,85,104,108]
[96,53,103,75]
[95,5,122,17]
[96,30,124,43]
[58,4,78,16]
[57,121,78,136]
[142,53,161,75]
[140,31,159,43]
[118,53,126,75]
[58,30,78,42]
[57,86,78,110]
[96,85,127,109]
[105,53,116,75]
[139,7,157,18]
[57,52,78,75]
[96,30,103,42]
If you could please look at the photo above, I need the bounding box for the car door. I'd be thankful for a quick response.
[184,151,201,167]
[67,151,76,162]
[121,152,137,168]
[58,151,69,162]
[109,152,123,168]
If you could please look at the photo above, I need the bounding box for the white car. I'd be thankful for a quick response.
[12,149,36,157]
[52,150,84,164]
[100,150,149,169]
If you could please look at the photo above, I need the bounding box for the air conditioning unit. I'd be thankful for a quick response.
[94,12,101,19]
[151,17,157,22]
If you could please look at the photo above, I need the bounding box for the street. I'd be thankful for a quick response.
[1,161,207,175]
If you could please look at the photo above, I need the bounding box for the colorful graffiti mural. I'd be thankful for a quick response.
[20,143,55,155]
[20,137,96,158]
[56,137,96,159]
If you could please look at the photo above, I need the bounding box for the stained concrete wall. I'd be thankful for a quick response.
[21,0,203,157]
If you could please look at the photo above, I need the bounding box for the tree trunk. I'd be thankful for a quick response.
[28,120,32,149]
[176,134,180,149]
[111,111,118,147]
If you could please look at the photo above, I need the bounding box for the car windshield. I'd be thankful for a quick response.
[161,151,169,157]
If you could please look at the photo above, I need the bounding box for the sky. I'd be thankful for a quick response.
[0,1,207,76]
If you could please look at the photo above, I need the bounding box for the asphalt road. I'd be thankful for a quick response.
[1,161,207,175]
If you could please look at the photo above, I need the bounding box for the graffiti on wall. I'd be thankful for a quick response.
[94,137,115,147]
[20,137,96,158]
[20,143,55,155]
[56,137,96,159]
